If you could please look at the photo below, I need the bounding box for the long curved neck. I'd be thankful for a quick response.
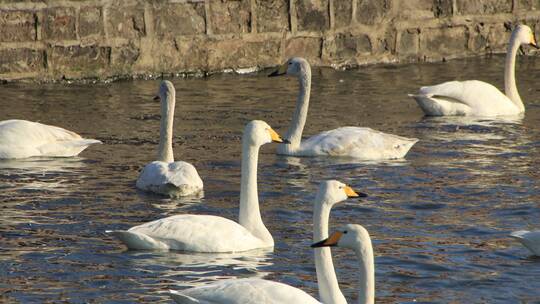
[354,243,375,304]
[504,37,525,112]
[283,68,311,150]
[313,200,347,304]
[238,139,272,244]
[157,93,175,163]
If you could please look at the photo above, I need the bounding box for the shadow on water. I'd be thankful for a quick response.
[1,55,540,303]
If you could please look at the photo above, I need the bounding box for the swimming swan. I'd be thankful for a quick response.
[314,180,366,304]
[135,80,203,197]
[0,119,101,159]
[269,57,417,160]
[409,24,538,116]
[168,182,363,304]
[107,120,286,252]
[510,230,540,256]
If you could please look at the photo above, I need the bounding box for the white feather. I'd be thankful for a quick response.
[0,119,101,159]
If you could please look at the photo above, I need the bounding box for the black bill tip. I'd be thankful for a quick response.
[268,70,284,77]
[281,139,291,144]
[357,192,368,198]
[311,239,335,248]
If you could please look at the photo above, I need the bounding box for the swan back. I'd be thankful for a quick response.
[0,119,101,159]
[169,278,321,304]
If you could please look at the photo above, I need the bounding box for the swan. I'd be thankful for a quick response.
[269,57,418,160]
[167,181,363,304]
[310,224,375,304]
[313,180,366,304]
[510,230,540,256]
[409,24,539,116]
[0,119,101,159]
[135,80,203,197]
[107,120,287,252]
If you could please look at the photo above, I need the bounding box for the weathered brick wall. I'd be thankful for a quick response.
[1,0,540,82]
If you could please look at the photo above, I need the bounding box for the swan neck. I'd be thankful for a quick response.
[313,199,347,304]
[238,139,272,244]
[354,242,375,304]
[157,92,175,163]
[504,37,524,112]
[284,68,311,149]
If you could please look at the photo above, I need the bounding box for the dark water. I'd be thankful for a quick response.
[1,55,540,303]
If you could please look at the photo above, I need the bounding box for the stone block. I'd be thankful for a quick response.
[285,37,322,59]
[111,42,140,73]
[207,39,280,69]
[323,33,371,61]
[209,0,251,34]
[469,23,490,52]
[296,0,330,32]
[398,28,419,56]
[0,49,44,74]
[256,0,289,32]
[356,0,391,25]
[79,7,103,38]
[373,29,396,54]
[42,7,77,40]
[49,45,111,78]
[106,6,145,39]
[154,2,206,37]
[396,0,435,19]
[334,0,353,28]
[420,26,469,58]
[433,0,453,17]
[153,37,209,71]
[517,0,540,10]
[0,10,36,42]
[486,23,512,51]
[456,0,512,15]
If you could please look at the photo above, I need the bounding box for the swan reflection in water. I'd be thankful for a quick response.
[122,248,273,288]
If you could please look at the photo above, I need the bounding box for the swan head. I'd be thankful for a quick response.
[244,120,288,146]
[268,57,311,77]
[311,224,372,251]
[153,80,176,102]
[513,24,538,49]
[316,180,367,207]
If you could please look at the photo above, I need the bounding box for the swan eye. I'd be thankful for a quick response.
[288,62,292,65]
[343,231,348,234]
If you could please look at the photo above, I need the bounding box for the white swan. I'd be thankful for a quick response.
[107,120,286,252]
[311,224,375,304]
[167,180,363,304]
[313,180,366,304]
[510,230,540,256]
[135,80,203,197]
[409,24,539,116]
[269,57,417,160]
[0,119,101,159]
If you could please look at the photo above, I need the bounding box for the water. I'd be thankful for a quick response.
[1,55,540,303]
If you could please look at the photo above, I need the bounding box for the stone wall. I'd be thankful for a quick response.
[1,0,540,82]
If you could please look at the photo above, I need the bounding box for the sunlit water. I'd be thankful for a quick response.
[1,55,540,303]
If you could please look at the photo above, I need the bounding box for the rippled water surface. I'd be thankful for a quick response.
[1,56,540,303]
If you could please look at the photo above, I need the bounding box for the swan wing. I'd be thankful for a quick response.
[299,127,417,159]
[412,80,518,116]
[0,119,101,159]
[136,161,203,196]
[169,279,321,304]
[510,230,540,255]
[108,215,268,252]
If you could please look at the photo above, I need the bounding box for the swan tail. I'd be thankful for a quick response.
[105,230,168,250]
[168,290,200,304]
[510,230,530,239]
[393,138,418,158]
[38,139,102,157]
